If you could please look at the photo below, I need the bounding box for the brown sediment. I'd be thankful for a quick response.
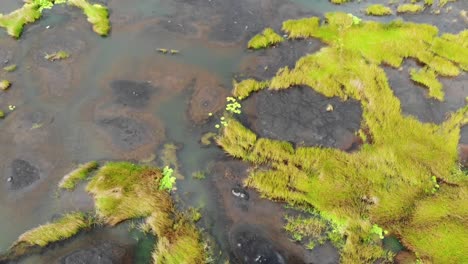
[188,74,230,124]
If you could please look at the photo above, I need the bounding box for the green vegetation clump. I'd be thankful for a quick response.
[219,13,468,263]
[192,171,206,180]
[160,143,184,179]
[232,79,269,99]
[439,0,457,7]
[58,161,99,190]
[365,4,392,16]
[159,166,176,191]
[3,64,17,72]
[44,50,70,61]
[284,215,326,242]
[0,110,4,119]
[3,212,92,259]
[87,162,205,263]
[200,132,217,145]
[14,212,92,247]
[424,0,434,5]
[410,67,443,100]
[86,162,165,224]
[2,162,207,263]
[282,17,320,39]
[330,0,349,4]
[0,3,42,38]
[88,162,206,263]
[247,28,284,49]
[68,0,110,36]
[0,80,11,90]
[0,0,110,38]
[397,4,424,13]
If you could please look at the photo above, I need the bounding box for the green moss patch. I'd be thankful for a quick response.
[365,4,392,16]
[218,13,468,263]
[247,28,284,49]
[59,161,99,190]
[68,0,110,36]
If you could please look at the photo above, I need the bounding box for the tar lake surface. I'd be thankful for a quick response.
[0,0,467,263]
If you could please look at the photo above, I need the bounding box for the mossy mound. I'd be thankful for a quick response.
[220,12,468,263]
[1,162,207,263]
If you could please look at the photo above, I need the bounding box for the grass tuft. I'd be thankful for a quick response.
[14,212,92,247]
[0,80,11,90]
[397,4,424,13]
[3,64,17,72]
[232,79,269,99]
[409,67,444,100]
[365,4,393,16]
[68,0,110,36]
[59,161,99,190]
[0,3,42,38]
[44,50,70,61]
[247,28,284,49]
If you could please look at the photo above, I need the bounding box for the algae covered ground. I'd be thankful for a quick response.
[222,12,468,264]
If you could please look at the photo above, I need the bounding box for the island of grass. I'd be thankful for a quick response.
[397,4,424,14]
[1,162,208,263]
[0,0,110,38]
[247,28,284,49]
[2,212,93,260]
[365,4,392,16]
[68,0,110,36]
[218,12,468,263]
